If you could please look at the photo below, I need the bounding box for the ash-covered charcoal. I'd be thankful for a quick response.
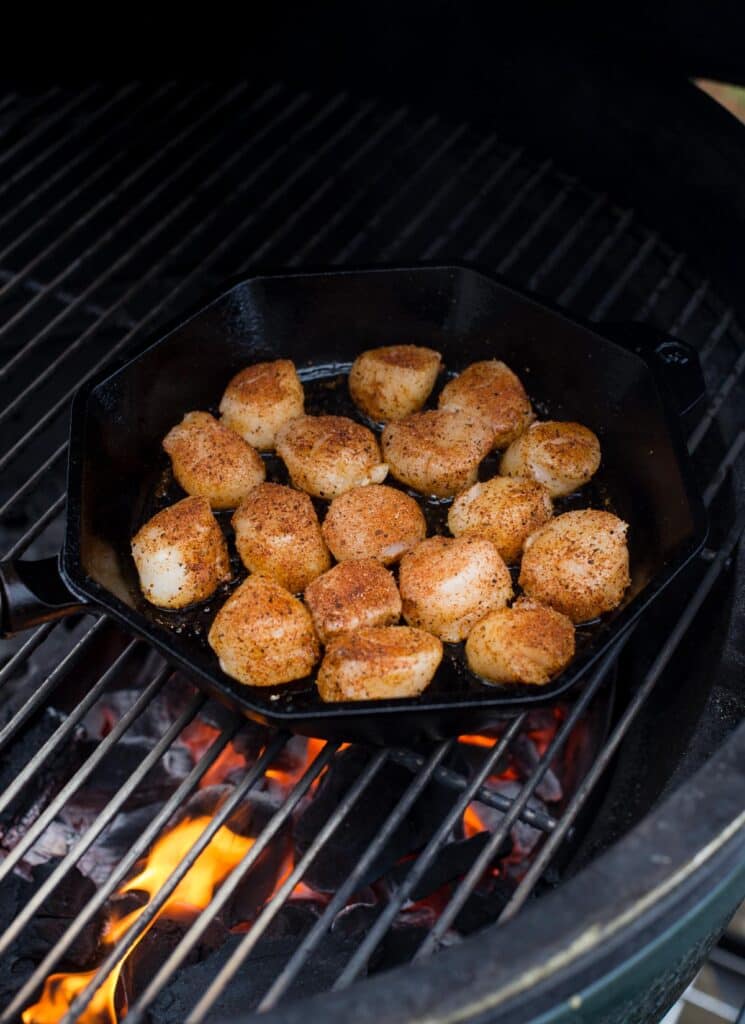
[469,783,549,857]
[331,901,379,940]
[523,708,562,732]
[384,833,504,902]
[77,803,165,884]
[150,928,360,1022]
[453,877,517,935]
[0,709,86,845]
[123,913,229,997]
[74,732,192,811]
[294,748,460,892]
[510,735,563,803]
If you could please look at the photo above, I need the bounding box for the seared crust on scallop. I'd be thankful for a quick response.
[304,559,402,644]
[219,359,304,451]
[348,345,442,422]
[208,574,319,687]
[500,420,601,498]
[163,411,265,509]
[399,536,513,642]
[519,509,630,622]
[438,360,533,449]
[381,409,493,498]
[232,483,331,593]
[131,496,230,609]
[448,475,553,564]
[321,484,426,564]
[316,626,442,701]
[276,414,388,499]
[466,597,575,685]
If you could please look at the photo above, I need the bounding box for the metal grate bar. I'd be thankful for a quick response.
[0,696,237,1024]
[2,493,65,560]
[0,442,66,518]
[589,231,658,320]
[466,158,554,260]
[0,665,169,886]
[0,616,105,754]
[688,346,745,453]
[703,430,745,507]
[0,88,95,173]
[128,741,360,1023]
[496,180,575,275]
[333,715,528,989]
[0,639,139,819]
[257,741,454,1011]
[0,621,57,688]
[635,250,686,321]
[61,732,293,1024]
[700,307,735,363]
[558,207,635,306]
[670,277,710,335]
[527,191,606,291]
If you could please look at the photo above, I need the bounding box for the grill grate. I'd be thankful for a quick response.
[0,82,743,1022]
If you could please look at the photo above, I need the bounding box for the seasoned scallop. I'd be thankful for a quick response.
[348,344,442,422]
[500,420,601,498]
[321,484,426,564]
[447,475,553,564]
[131,496,230,609]
[162,411,265,509]
[276,414,388,499]
[304,559,402,644]
[232,483,331,594]
[466,597,575,685]
[438,360,533,449]
[519,509,630,623]
[399,536,513,642]
[208,574,319,687]
[316,626,443,702]
[381,409,493,498]
[219,359,304,451]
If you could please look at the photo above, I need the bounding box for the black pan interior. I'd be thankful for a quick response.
[63,267,705,740]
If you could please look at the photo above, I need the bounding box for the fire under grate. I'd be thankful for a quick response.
[0,82,743,1023]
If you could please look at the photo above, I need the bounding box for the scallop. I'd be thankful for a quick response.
[348,344,442,422]
[500,420,601,498]
[316,626,443,702]
[208,574,319,687]
[219,359,304,451]
[466,597,575,685]
[276,414,388,499]
[162,411,266,509]
[131,496,230,609]
[438,360,533,449]
[304,559,402,644]
[232,483,331,594]
[399,536,513,642]
[447,475,553,564]
[321,484,426,564]
[381,409,493,498]
[519,509,630,622]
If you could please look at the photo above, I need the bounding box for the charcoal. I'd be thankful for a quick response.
[150,928,359,1022]
[369,921,430,973]
[511,735,563,803]
[123,913,229,997]
[331,902,379,939]
[260,900,324,940]
[453,877,517,935]
[294,748,459,892]
[384,833,507,902]
[223,825,293,929]
[74,734,191,810]
[469,783,548,856]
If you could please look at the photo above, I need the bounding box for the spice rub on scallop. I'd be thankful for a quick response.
[131,496,230,610]
[316,626,443,702]
[305,559,402,644]
[232,482,331,594]
[466,597,575,685]
[276,414,387,499]
[438,359,533,449]
[381,409,493,498]
[219,359,304,451]
[500,420,601,498]
[163,411,265,509]
[448,475,553,564]
[321,484,426,564]
[208,574,319,687]
[349,344,442,422]
[519,509,630,623]
[399,535,513,642]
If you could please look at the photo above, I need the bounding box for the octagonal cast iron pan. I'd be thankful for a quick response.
[0,266,708,743]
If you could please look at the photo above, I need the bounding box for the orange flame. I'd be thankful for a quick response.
[23,817,254,1024]
[463,804,488,838]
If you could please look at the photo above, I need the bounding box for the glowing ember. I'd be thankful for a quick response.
[458,734,498,749]
[462,804,488,838]
[23,817,254,1024]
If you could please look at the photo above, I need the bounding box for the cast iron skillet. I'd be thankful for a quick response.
[0,266,707,742]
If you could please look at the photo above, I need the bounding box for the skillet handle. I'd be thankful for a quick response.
[603,322,706,417]
[0,556,86,637]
